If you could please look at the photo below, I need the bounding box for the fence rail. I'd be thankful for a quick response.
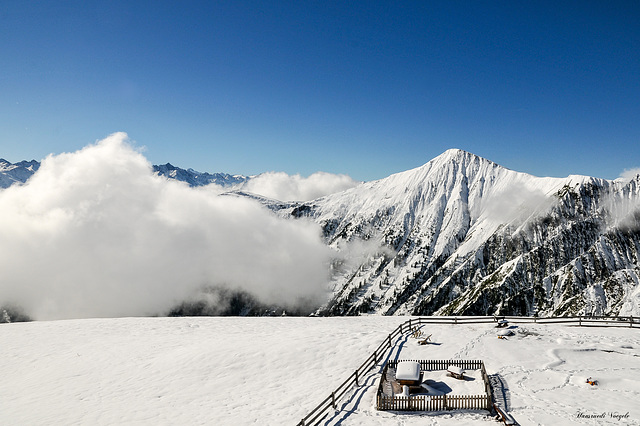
[387,358,485,371]
[376,393,491,411]
[296,315,638,425]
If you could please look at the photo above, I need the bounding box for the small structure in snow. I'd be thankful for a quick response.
[410,326,424,339]
[447,365,465,380]
[496,319,509,328]
[396,361,422,386]
[377,359,492,412]
[401,385,410,397]
[418,334,432,345]
[586,377,598,386]
[497,328,514,338]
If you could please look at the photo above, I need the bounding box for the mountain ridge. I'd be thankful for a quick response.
[264,149,639,317]
[0,158,40,189]
[0,159,249,189]
[2,150,638,318]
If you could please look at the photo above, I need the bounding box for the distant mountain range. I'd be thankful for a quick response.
[0,159,248,189]
[0,159,40,189]
[3,151,639,318]
[153,163,249,187]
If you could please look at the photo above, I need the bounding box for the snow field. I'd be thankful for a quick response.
[0,317,391,425]
[1,317,638,425]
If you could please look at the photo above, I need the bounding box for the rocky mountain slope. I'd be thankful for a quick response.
[270,149,640,317]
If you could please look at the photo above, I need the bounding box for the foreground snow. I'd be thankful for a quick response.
[1,317,638,425]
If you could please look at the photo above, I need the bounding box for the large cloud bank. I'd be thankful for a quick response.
[0,133,332,320]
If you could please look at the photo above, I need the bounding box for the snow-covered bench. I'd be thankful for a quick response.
[447,365,465,380]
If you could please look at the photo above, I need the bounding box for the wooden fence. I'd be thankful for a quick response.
[376,359,492,412]
[386,358,485,371]
[377,394,492,411]
[296,315,638,426]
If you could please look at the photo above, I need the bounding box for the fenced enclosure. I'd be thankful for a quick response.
[296,315,638,426]
[377,393,492,411]
[376,359,492,412]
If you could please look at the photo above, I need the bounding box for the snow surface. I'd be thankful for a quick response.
[1,317,639,425]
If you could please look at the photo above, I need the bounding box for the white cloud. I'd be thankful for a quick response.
[619,167,640,182]
[479,182,552,225]
[240,171,359,201]
[0,133,332,320]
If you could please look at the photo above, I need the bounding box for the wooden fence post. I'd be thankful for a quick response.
[331,392,336,409]
[355,370,359,386]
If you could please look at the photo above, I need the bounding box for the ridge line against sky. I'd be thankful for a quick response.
[1,1,639,182]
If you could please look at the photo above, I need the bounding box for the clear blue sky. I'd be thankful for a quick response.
[1,1,639,181]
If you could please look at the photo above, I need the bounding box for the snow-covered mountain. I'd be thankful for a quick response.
[3,150,639,318]
[0,158,40,188]
[0,159,248,189]
[153,163,249,187]
[268,149,640,317]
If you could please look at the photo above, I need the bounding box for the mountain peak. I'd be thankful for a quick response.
[439,147,472,158]
[307,151,639,318]
[430,148,495,168]
[383,148,503,191]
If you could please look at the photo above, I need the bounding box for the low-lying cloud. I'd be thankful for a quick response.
[0,133,332,320]
[619,167,640,182]
[478,182,553,225]
[240,171,359,201]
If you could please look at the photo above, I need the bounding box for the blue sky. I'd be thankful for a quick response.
[1,1,639,181]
